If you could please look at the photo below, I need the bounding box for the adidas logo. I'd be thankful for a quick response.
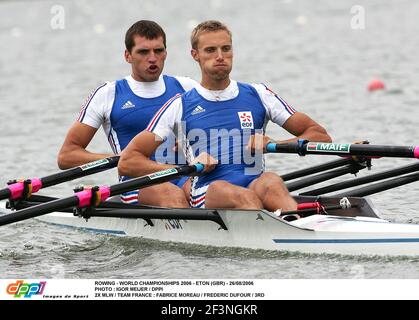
[121,100,135,109]
[191,105,206,115]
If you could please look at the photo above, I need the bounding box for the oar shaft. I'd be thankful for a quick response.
[109,165,199,196]
[0,163,204,227]
[286,163,365,192]
[41,156,120,188]
[267,141,419,159]
[0,156,119,201]
[0,189,11,201]
[281,158,354,181]
[336,172,419,197]
[0,197,79,226]
[301,162,419,196]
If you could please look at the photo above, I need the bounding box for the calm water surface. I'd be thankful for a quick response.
[1,0,419,279]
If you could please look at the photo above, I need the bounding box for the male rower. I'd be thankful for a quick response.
[118,20,331,212]
[57,20,198,207]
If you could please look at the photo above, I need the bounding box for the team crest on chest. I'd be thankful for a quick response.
[237,111,254,129]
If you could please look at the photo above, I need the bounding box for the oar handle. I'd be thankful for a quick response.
[0,156,120,201]
[109,163,204,196]
[266,140,419,159]
[73,163,205,208]
[266,139,307,156]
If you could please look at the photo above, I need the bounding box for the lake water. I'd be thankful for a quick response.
[1,0,419,281]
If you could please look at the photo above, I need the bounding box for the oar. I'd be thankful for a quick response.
[266,140,419,158]
[286,162,367,192]
[0,156,120,201]
[0,164,204,226]
[280,158,355,181]
[301,162,419,196]
[335,172,419,197]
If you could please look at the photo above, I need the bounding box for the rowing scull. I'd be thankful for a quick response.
[3,196,419,257]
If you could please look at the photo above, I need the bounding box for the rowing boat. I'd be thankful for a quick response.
[1,142,419,257]
[35,196,419,257]
[2,194,419,256]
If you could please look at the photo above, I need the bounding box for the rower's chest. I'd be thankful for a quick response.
[182,97,266,133]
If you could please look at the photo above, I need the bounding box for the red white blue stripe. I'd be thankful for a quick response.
[190,184,208,208]
[78,83,107,122]
[146,94,181,132]
[262,83,296,116]
[120,190,139,204]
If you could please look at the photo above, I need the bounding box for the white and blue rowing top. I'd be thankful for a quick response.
[78,75,197,155]
[146,80,297,207]
[77,75,198,203]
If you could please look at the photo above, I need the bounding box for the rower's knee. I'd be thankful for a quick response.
[237,189,263,209]
[208,181,263,209]
[252,172,297,211]
[139,183,188,208]
[259,172,285,185]
[257,172,288,193]
[161,186,188,207]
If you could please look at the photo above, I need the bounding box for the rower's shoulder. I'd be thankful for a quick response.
[172,76,199,91]
[86,80,116,97]
[248,82,274,94]
[80,81,114,108]
[159,92,184,111]
[247,82,290,101]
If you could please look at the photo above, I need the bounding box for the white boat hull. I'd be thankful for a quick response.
[37,207,419,257]
[3,197,419,256]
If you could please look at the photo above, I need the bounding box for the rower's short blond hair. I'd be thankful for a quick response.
[190,20,232,49]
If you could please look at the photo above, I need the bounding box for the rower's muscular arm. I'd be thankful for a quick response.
[279,112,332,143]
[247,113,331,152]
[57,122,113,169]
[118,131,174,177]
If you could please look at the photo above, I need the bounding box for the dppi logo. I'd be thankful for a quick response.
[6,280,46,298]
[238,111,254,129]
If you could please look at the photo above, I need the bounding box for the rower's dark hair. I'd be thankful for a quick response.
[191,20,232,49]
[125,20,167,52]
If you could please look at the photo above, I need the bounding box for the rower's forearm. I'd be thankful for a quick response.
[277,127,332,144]
[302,127,332,142]
[118,152,174,177]
[57,148,113,170]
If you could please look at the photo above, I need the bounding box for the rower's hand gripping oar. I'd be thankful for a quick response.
[266,139,419,159]
[0,156,120,202]
[0,163,204,226]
